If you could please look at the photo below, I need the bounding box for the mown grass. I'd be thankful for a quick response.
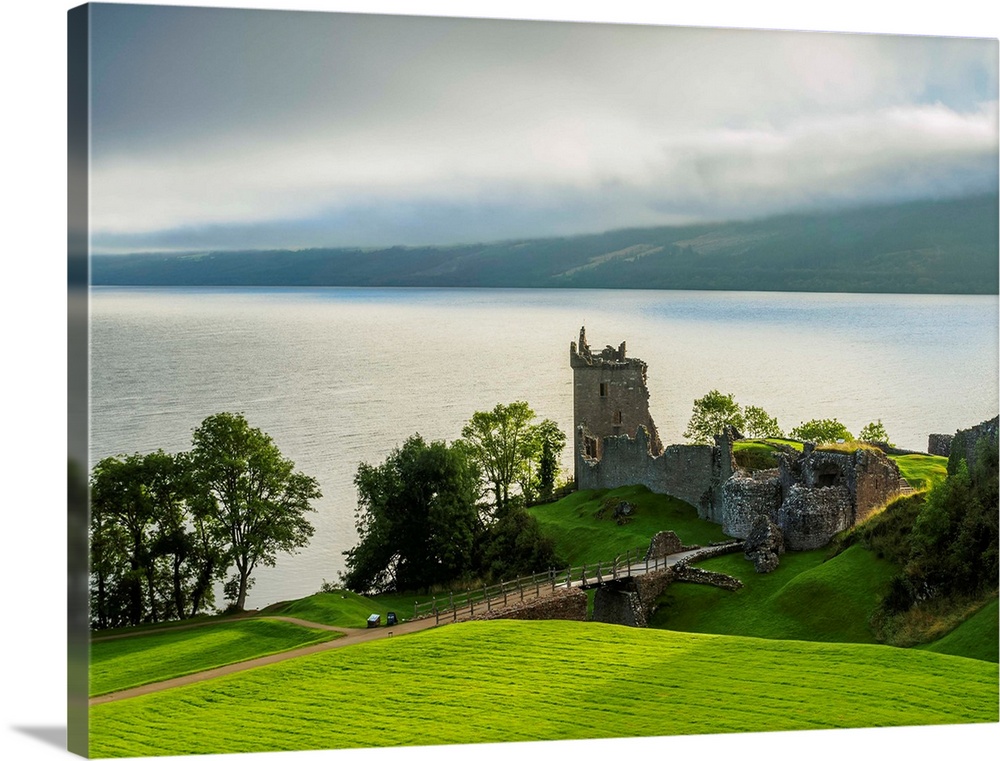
[889,453,949,490]
[918,597,999,663]
[649,545,898,644]
[531,485,728,565]
[262,589,390,628]
[90,619,341,697]
[89,619,999,757]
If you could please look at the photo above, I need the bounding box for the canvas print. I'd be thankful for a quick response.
[68,3,999,758]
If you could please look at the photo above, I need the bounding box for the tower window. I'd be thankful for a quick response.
[613,410,622,424]
[599,382,609,397]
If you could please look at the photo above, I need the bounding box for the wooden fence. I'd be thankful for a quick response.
[412,544,681,625]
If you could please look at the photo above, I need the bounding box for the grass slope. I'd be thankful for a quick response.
[90,619,341,697]
[890,453,949,490]
[650,545,898,643]
[262,589,387,628]
[531,485,728,565]
[89,619,999,757]
[918,598,999,663]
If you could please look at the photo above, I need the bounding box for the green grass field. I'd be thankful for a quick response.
[261,589,387,627]
[90,619,341,697]
[889,453,949,490]
[649,545,898,643]
[89,619,999,757]
[531,485,729,564]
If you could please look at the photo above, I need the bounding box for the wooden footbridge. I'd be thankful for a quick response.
[412,541,742,626]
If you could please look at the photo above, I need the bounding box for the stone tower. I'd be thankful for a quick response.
[570,327,663,484]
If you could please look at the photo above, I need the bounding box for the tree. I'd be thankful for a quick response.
[342,434,481,594]
[683,390,745,444]
[477,500,563,583]
[743,406,783,439]
[859,420,893,447]
[789,418,854,445]
[533,419,567,503]
[189,413,320,612]
[461,401,539,511]
[89,450,205,627]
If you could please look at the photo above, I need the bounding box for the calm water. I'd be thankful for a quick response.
[90,287,999,608]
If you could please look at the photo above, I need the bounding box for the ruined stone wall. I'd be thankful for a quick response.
[928,434,954,457]
[720,470,781,539]
[948,416,999,476]
[848,447,903,523]
[470,588,587,622]
[778,484,853,550]
[661,444,720,521]
[645,531,683,560]
[575,436,719,518]
[673,564,743,591]
[571,327,662,481]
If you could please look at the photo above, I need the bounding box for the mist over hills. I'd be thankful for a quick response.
[91,194,999,294]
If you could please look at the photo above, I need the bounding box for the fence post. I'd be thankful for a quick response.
[519,578,524,600]
[414,601,418,619]
[503,581,508,606]
[485,586,491,611]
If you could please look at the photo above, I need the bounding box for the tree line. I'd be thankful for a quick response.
[340,401,568,595]
[683,389,893,446]
[89,412,319,629]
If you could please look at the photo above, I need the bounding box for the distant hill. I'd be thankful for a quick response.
[91,194,999,294]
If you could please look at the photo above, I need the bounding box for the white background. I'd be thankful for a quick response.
[2,2,998,761]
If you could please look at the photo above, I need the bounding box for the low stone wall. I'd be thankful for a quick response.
[645,531,683,560]
[673,564,743,591]
[469,588,587,622]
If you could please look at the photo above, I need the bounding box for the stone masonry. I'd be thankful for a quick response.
[571,328,902,551]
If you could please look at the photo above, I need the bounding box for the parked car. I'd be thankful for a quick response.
[386,611,398,626]
[366,613,380,628]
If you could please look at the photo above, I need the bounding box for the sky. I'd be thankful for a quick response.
[85,3,999,253]
[90,4,998,252]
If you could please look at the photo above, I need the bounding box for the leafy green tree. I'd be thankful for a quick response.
[683,390,745,444]
[859,420,893,446]
[533,419,567,503]
[342,435,481,594]
[790,418,854,445]
[743,405,782,439]
[189,413,320,612]
[478,499,564,582]
[461,401,539,511]
[90,453,162,626]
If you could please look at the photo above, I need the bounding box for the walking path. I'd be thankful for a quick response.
[89,545,733,707]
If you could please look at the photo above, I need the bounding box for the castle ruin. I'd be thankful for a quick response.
[570,328,903,551]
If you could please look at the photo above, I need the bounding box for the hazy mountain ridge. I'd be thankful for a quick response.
[91,194,999,294]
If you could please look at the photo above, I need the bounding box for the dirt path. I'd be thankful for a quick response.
[90,546,731,707]
[89,615,441,706]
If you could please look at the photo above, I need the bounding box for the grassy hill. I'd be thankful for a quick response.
[531,485,729,564]
[88,619,999,757]
[648,546,898,644]
[90,619,341,697]
[91,193,999,294]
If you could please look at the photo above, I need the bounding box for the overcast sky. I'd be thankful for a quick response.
[87,3,999,253]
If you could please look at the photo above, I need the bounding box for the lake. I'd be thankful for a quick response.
[89,287,999,608]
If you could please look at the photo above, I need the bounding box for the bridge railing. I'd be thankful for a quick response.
[411,543,678,624]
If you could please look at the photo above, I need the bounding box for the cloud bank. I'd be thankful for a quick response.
[87,6,999,252]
